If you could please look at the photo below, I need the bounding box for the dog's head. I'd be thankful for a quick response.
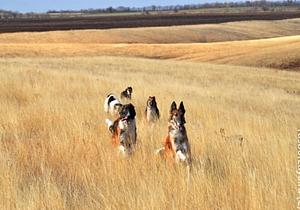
[169,101,186,127]
[119,103,136,120]
[126,87,133,94]
[147,96,157,108]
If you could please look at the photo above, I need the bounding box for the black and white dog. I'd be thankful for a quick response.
[120,87,133,101]
[145,96,160,123]
[105,103,137,155]
[104,94,122,116]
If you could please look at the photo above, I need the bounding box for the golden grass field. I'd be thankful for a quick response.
[0,18,300,209]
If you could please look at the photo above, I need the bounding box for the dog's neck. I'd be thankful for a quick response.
[119,117,135,129]
[168,120,186,134]
[147,105,155,111]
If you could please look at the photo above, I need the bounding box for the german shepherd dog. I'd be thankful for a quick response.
[120,87,133,101]
[145,96,160,123]
[105,103,137,155]
[156,101,191,169]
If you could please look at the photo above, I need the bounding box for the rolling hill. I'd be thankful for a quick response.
[0,18,299,44]
[1,35,299,71]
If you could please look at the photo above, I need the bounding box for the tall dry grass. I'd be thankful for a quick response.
[0,56,298,209]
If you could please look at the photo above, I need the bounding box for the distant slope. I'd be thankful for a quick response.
[1,35,300,71]
[0,18,300,44]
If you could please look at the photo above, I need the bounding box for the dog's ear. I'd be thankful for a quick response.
[170,101,177,113]
[152,96,157,105]
[179,101,185,114]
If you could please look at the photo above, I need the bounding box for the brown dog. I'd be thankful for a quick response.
[145,96,160,123]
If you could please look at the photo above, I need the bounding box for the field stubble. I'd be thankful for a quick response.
[0,56,298,209]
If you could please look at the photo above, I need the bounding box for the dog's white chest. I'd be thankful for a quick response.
[118,120,128,130]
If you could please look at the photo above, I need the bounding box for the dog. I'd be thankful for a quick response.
[156,101,191,169]
[120,87,133,101]
[104,94,122,116]
[145,96,160,123]
[105,103,137,155]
